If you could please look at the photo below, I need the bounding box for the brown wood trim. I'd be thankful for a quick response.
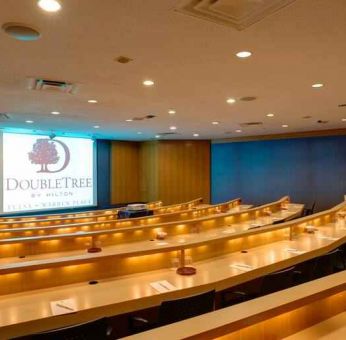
[213,128,346,144]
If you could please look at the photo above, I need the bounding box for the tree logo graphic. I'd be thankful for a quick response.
[28,138,70,173]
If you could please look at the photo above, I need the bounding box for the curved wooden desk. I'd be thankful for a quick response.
[0,198,205,228]
[0,200,303,294]
[0,197,292,259]
[0,200,162,225]
[123,271,346,340]
[0,213,344,338]
[0,198,245,236]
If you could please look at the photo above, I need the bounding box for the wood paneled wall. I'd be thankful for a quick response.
[155,140,210,204]
[139,141,158,203]
[111,140,210,205]
[110,141,140,204]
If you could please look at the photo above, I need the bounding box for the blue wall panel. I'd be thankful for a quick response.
[211,136,346,211]
[96,139,111,208]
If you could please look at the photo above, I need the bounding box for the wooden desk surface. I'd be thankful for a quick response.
[0,198,203,225]
[283,312,346,340]
[0,200,162,224]
[123,271,346,340]
[0,200,245,233]
[0,203,298,246]
[0,198,206,227]
[0,205,302,274]
[0,219,344,339]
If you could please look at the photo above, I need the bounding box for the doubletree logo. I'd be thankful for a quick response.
[28,138,70,173]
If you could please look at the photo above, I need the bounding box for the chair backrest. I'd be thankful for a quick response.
[312,248,341,279]
[12,318,112,340]
[260,266,295,295]
[302,201,316,216]
[310,201,316,214]
[158,290,215,326]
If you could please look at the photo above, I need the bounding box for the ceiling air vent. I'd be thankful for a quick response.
[132,114,157,121]
[176,0,297,30]
[0,113,11,121]
[27,78,78,94]
[240,96,257,102]
[240,121,263,127]
[115,56,133,64]
[146,114,156,119]
[158,132,178,136]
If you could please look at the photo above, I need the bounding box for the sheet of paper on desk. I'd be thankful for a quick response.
[250,222,262,227]
[150,280,177,293]
[286,248,306,255]
[317,236,339,241]
[230,264,253,271]
[50,299,77,316]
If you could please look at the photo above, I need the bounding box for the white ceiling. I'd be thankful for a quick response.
[0,0,346,140]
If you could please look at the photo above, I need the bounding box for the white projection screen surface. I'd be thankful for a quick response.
[0,132,97,214]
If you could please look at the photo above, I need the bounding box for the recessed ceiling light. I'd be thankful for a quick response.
[155,135,161,138]
[168,109,176,115]
[193,133,199,137]
[169,126,177,130]
[51,111,60,115]
[235,129,242,133]
[266,113,274,117]
[25,120,34,124]
[93,125,100,129]
[342,118,346,122]
[226,98,236,104]
[37,0,61,12]
[137,132,142,135]
[282,124,288,128]
[236,51,252,58]
[212,121,219,125]
[312,83,324,88]
[126,119,133,122]
[143,80,154,86]
[88,99,98,104]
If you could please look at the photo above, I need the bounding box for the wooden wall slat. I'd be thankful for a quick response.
[139,141,158,202]
[110,140,210,205]
[157,141,210,205]
[110,141,140,204]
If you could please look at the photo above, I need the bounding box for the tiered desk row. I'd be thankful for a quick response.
[0,196,313,338]
[0,197,252,294]
[0,197,244,238]
[125,271,346,340]
[0,197,204,227]
[0,197,248,257]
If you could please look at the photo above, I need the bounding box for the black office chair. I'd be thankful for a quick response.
[302,201,316,217]
[339,243,346,268]
[221,267,295,307]
[129,290,215,334]
[260,266,295,295]
[11,318,113,340]
[293,258,317,285]
[311,248,345,279]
